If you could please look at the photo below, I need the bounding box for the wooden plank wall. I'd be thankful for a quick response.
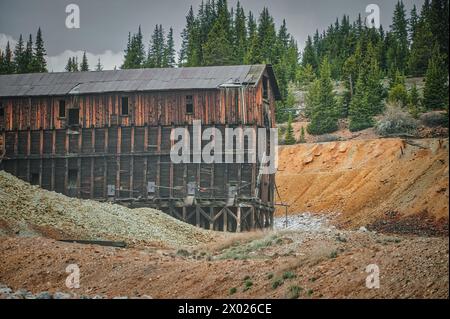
[1,125,271,204]
[0,86,276,131]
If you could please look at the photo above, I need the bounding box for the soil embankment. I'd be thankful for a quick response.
[276,138,449,235]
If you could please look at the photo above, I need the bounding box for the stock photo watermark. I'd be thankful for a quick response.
[65,264,80,289]
[170,120,279,174]
[65,4,80,29]
[365,264,380,289]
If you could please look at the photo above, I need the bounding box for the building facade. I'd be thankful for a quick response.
[0,64,280,232]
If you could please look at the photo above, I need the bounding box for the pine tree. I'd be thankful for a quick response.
[232,1,247,64]
[13,35,25,73]
[244,11,258,64]
[388,1,409,73]
[65,57,73,72]
[299,126,306,143]
[302,36,317,72]
[409,5,419,43]
[408,5,433,77]
[147,24,165,68]
[122,26,145,69]
[202,0,233,66]
[80,51,89,71]
[423,44,449,110]
[297,63,316,86]
[0,50,4,74]
[2,41,14,74]
[163,27,176,68]
[179,6,197,66]
[254,7,277,64]
[95,58,103,71]
[284,115,296,145]
[307,58,339,135]
[408,84,421,118]
[74,57,79,71]
[388,70,408,106]
[23,34,34,73]
[429,0,449,62]
[363,43,384,115]
[31,27,47,72]
[349,72,374,132]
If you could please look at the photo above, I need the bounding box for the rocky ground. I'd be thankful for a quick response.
[0,135,448,299]
[1,213,448,299]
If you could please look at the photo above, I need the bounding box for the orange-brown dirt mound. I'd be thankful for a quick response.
[276,138,449,235]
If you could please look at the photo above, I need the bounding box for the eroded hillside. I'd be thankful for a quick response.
[276,138,449,235]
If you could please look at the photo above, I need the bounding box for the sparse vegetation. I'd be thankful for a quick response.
[243,279,253,291]
[282,271,297,280]
[375,105,418,136]
[315,134,341,143]
[419,112,449,128]
[216,235,276,260]
[329,250,338,259]
[229,287,237,295]
[272,279,284,290]
[288,285,302,299]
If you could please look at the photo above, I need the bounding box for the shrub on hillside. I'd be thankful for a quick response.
[375,105,418,136]
[315,134,341,143]
[419,112,449,128]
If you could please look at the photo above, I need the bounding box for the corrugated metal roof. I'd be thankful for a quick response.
[0,64,282,99]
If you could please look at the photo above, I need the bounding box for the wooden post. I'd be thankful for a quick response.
[116,126,121,199]
[195,205,200,227]
[90,157,94,199]
[236,206,242,232]
[209,207,214,230]
[223,208,228,232]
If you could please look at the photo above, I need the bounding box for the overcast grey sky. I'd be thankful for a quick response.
[0,0,424,71]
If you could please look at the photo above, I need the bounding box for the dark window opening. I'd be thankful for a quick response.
[121,96,129,116]
[0,102,4,117]
[68,108,79,126]
[58,100,66,118]
[68,169,78,188]
[186,95,193,114]
[31,173,40,185]
[262,76,269,100]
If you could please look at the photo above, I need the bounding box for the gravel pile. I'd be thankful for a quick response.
[0,283,152,299]
[273,212,334,233]
[0,171,214,247]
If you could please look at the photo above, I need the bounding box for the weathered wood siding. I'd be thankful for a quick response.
[0,85,275,131]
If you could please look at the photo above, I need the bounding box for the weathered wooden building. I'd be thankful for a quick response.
[0,64,280,232]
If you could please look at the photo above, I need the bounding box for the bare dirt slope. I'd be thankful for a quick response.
[1,225,448,299]
[276,138,449,234]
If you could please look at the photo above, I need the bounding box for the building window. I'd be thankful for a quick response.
[121,96,129,116]
[0,102,4,117]
[68,169,78,188]
[186,95,193,114]
[68,108,79,126]
[58,100,66,118]
[31,173,40,185]
[262,76,268,100]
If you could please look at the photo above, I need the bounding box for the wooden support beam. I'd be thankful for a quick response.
[195,205,200,227]
[90,157,94,199]
[209,207,214,230]
[236,206,242,232]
